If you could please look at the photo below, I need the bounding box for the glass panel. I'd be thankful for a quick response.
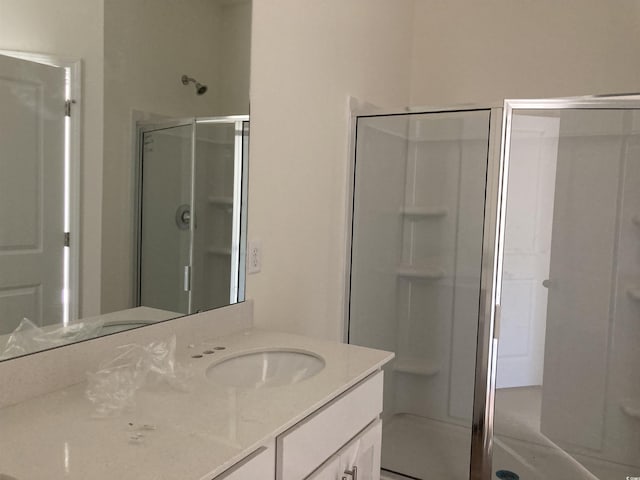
[349,110,491,479]
[139,124,193,314]
[237,121,250,302]
[191,121,238,312]
[495,108,640,480]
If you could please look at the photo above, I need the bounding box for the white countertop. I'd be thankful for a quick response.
[0,307,181,360]
[0,329,393,480]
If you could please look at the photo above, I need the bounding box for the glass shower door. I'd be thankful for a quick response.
[349,109,495,479]
[138,123,193,314]
[494,106,640,480]
[191,118,248,312]
[137,116,249,316]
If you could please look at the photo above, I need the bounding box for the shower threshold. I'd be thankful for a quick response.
[380,411,628,480]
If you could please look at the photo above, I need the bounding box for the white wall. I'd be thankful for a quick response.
[218,0,252,115]
[0,0,104,318]
[247,0,415,340]
[248,0,640,342]
[410,0,640,105]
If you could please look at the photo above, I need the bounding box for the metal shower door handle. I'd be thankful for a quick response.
[343,466,358,480]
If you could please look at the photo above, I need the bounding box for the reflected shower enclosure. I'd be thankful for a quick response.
[136,116,249,315]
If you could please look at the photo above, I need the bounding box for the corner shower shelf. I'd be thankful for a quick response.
[627,287,640,302]
[207,247,232,256]
[400,206,448,219]
[620,399,640,419]
[208,196,233,206]
[396,266,445,280]
[394,357,440,376]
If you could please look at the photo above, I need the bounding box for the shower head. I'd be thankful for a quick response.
[181,75,208,95]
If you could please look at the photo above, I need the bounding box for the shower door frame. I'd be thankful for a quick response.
[493,94,640,477]
[194,115,250,306]
[134,115,249,313]
[345,94,640,479]
[135,118,196,312]
[345,102,507,480]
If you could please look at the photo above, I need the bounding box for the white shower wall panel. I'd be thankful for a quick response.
[349,118,410,420]
[606,129,640,467]
[448,135,489,421]
[394,112,488,425]
[192,131,236,311]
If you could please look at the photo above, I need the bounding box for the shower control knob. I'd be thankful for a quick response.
[175,204,191,230]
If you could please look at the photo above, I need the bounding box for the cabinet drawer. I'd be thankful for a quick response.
[277,371,383,480]
[214,440,275,480]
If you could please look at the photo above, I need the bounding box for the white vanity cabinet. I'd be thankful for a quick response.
[277,371,384,480]
[308,420,382,480]
[213,371,384,480]
[213,441,276,480]
[0,329,392,480]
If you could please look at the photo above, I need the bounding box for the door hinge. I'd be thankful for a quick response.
[64,99,76,117]
[64,232,70,247]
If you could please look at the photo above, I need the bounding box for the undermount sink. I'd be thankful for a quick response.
[205,349,325,389]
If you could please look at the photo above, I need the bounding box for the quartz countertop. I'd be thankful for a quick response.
[0,329,393,480]
[0,306,181,360]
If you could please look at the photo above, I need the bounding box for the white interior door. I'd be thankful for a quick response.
[0,54,66,334]
[497,114,559,388]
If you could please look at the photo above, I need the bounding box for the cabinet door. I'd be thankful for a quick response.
[339,420,382,480]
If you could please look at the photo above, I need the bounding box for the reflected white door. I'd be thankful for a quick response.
[497,115,559,388]
[0,54,66,334]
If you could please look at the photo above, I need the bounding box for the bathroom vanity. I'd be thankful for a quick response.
[0,326,392,480]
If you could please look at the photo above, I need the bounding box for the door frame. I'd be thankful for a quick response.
[134,118,195,311]
[0,49,82,324]
[490,94,640,478]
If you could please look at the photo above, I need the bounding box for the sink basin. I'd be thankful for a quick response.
[205,349,325,389]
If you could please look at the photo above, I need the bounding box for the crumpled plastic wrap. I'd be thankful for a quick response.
[0,317,104,360]
[85,336,192,417]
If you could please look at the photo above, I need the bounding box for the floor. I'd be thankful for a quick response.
[379,387,635,480]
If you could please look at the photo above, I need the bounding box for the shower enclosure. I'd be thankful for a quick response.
[136,116,249,315]
[347,97,640,480]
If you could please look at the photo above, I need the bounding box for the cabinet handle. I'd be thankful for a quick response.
[344,466,358,480]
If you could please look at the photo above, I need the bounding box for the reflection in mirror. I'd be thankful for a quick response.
[137,117,249,315]
[0,0,252,361]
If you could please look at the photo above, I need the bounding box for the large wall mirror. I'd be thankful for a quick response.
[0,0,252,361]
